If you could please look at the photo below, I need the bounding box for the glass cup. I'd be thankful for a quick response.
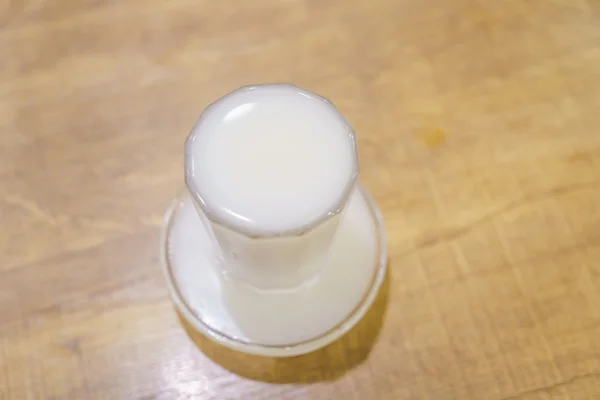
[161,84,387,357]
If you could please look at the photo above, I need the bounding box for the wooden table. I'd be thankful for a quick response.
[2,0,600,398]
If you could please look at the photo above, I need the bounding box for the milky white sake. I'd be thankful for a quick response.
[185,84,357,235]
[166,84,384,353]
[168,189,379,346]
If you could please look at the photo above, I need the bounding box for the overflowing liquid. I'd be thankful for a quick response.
[169,84,382,347]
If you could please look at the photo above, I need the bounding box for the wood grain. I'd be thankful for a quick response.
[2,0,600,398]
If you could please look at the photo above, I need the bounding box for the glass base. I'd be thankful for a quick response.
[160,184,387,357]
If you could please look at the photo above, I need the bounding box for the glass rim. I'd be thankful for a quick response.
[183,83,361,239]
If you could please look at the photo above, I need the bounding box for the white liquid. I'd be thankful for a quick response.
[186,84,357,235]
[170,84,383,348]
[168,188,379,346]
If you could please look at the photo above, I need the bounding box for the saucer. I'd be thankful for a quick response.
[161,184,387,357]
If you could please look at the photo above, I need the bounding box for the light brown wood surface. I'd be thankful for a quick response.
[2,0,600,399]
